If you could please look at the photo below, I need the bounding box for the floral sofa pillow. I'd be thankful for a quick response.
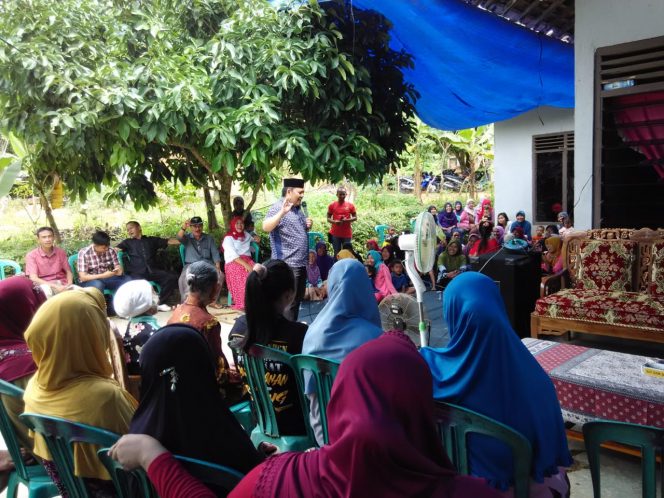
[648,241,664,297]
[575,240,636,292]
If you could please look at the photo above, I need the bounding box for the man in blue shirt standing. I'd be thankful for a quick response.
[263,178,312,321]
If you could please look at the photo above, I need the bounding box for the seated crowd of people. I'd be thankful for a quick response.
[0,194,577,498]
[0,255,573,498]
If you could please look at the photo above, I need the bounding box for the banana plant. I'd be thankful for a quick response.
[0,133,25,198]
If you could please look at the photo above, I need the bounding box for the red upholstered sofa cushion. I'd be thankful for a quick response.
[575,240,637,292]
[648,241,664,297]
[534,288,664,331]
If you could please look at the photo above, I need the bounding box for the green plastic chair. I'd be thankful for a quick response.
[96,448,156,498]
[19,413,120,498]
[177,455,244,494]
[179,244,186,265]
[229,400,255,435]
[308,232,325,251]
[98,449,244,498]
[240,345,314,452]
[374,224,389,246]
[433,401,532,498]
[0,381,59,498]
[0,260,22,280]
[583,420,663,498]
[290,354,340,446]
[116,252,162,295]
[68,254,115,298]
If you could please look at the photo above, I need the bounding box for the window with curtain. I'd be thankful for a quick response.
[532,132,574,224]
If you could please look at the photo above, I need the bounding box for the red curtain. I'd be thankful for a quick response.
[613,90,664,179]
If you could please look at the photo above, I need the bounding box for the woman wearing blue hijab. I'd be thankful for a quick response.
[302,259,383,444]
[420,272,572,497]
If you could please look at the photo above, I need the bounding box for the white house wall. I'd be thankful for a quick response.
[494,106,574,227]
[575,0,664,229]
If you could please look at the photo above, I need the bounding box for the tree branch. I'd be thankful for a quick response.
[246,173,264,212]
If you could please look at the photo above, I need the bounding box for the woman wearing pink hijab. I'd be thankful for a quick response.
[230,332,501,498]
[476,198,495,224]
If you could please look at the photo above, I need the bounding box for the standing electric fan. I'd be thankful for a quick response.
[397,211,437,347]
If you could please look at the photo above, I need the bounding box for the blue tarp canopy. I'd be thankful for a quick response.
[274,0,574,130]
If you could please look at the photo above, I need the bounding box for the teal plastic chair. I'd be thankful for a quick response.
[0,260,22,280]
[433,401,532,498]
[240,345,314,452]
[97,448,157,498]
[0,381,59,498]
[19,413,120,498]
[308,232,325,250]
[179,244,185,265]
[229,400,255,435]
[98,449,244,498]
[68,254,115,298]
[116,252,162,295]
[290,354,340,445]
[374,224,389,246]
[583,420,663,498]
[227,241,260,306]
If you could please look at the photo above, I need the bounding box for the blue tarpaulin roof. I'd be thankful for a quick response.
[274,0,574,130]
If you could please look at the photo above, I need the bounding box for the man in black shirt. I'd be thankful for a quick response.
[117,221,179,310]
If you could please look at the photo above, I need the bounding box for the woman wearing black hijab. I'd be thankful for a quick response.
[129,324,263,474]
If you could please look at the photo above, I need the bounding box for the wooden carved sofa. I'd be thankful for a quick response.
[531,228,664,344]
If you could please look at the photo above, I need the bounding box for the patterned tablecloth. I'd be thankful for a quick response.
[522,338,664,428]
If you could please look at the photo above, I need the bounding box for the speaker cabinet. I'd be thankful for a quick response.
[469,251,541,338]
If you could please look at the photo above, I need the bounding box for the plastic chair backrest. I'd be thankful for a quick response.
[179,244,185,265]
[583,420,663,498]
[242,345,303,438]
[308,232,325,251]
[0,380,32,481]
[251,241,260,263]
[97,450,244,498]
[176,455,244,494]
[374,225,389,246]
[0,259,22,280]
[68,254,80,284]
[290,354,340,445]
[433,401,532,498]
[97,448,157,498]
[20,413,120,498]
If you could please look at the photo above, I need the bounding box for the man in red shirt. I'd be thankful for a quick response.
[327,187,357,255]
[25,226,73,297]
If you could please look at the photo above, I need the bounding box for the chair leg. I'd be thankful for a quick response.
[6,472,17,498]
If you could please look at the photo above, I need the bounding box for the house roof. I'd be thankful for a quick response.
[461,0,574,43]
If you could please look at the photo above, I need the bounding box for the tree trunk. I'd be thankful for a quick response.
[216,172,233,232]
[414,147,422,203]
[36,185,61,243]
[203,187,219,230]
[468,158,478,200]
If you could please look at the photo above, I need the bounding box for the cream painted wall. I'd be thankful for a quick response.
[494,107,574,228]
[575,0,664,228]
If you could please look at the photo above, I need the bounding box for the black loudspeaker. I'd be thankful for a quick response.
[469,250,541,338]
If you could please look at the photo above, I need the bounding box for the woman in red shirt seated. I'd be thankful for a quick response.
[469,221,500,257]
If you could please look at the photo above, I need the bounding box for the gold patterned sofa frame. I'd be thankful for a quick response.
[531,228,664,344]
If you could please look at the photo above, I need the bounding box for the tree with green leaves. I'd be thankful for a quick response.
[0,0,416,229]
[440,126,493,199]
